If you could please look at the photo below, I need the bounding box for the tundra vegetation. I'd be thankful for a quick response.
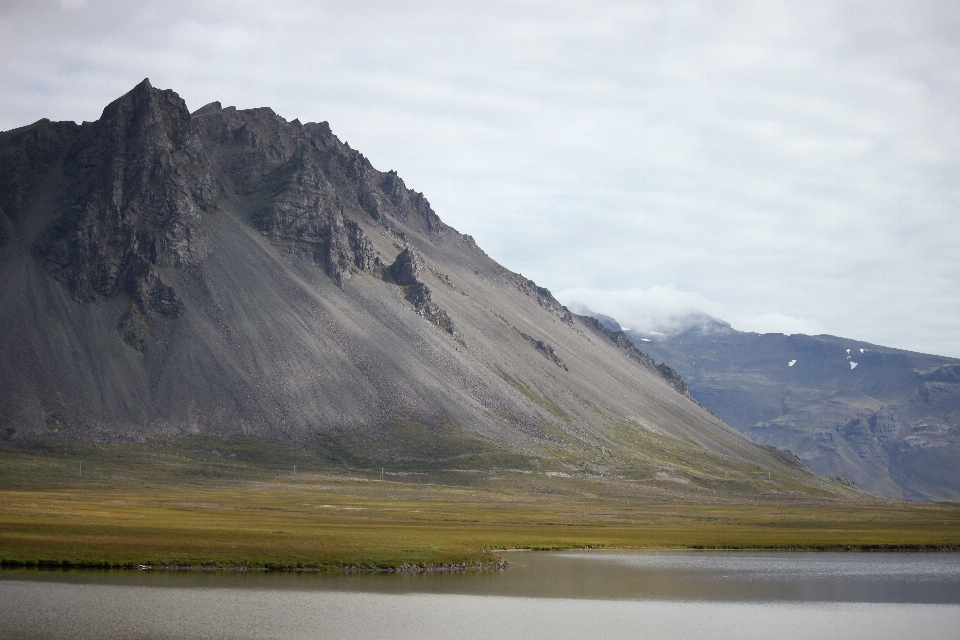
[2,438,957,572]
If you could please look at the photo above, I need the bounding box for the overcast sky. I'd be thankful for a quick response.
[2,0,959,357]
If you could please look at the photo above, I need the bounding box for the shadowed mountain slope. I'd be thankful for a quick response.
[0,80,855,495]
[615,314,960,500]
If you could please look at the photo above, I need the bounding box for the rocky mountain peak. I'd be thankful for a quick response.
[29,79,218,348]
[93,78,192,149]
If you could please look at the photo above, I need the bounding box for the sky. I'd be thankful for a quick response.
[2,0,959,357]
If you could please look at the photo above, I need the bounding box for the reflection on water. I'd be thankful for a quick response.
[517,551,960,603]
[2,552,959,640]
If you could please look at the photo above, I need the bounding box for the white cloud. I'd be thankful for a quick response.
[557,285,825,337]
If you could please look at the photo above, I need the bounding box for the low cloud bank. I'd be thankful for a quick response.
[558,285,825,337]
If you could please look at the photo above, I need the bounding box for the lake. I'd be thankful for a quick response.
[2,551,959,639]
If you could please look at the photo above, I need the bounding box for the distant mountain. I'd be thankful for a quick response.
[610,313,960,500]
[0,80,844,494]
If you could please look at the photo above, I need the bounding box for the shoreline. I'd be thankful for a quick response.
[4,545,960,576]
[0,559,509,573]
[493,544,960,552]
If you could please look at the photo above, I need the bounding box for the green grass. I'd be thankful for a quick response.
[1,439,958,571]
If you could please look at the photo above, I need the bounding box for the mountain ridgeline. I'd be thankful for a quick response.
[0,80,855,495]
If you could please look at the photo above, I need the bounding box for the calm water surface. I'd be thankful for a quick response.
[2,551,959,639]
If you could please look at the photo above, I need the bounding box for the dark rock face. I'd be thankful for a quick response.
[248,142,383,285]
[389,250,456,335]
[405,283,456,335]
[388,248,422,286]
[0,118,81,228]
[32,80,216,336]
[516,330,568,371]
[366,170,445,234]
[117,305,150,352]
[626,318,960,500]
[0,80,842,498]
[20,81,451,343]
[656,363,689,396]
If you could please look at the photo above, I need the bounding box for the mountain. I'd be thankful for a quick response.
[618,314,960,500]
[0,80,854,494]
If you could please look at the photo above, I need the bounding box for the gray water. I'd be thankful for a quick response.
[2,551,959,639]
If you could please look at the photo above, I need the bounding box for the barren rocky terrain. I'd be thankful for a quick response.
[0,80,859,495]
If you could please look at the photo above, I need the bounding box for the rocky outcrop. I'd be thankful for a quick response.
[32,80,218,347]
[578,315,689,395]
[656,362,689,396]
[923,363,960,383]
[404,282,456,335]
[192,102,448,286]
[193,101,445,237]
[516,330,568,371]
[760,444,813,472]
[387,247,422,286]
[246,139,391,286]
[361,170,446,235]
[514,275,574,325]
[745,395,910,496]
[387,249,456,335]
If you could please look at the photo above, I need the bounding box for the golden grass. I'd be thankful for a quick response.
[2,471,959,570]
[1,439,957,570]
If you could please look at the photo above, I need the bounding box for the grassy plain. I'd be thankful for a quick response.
[1,439,958,570]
